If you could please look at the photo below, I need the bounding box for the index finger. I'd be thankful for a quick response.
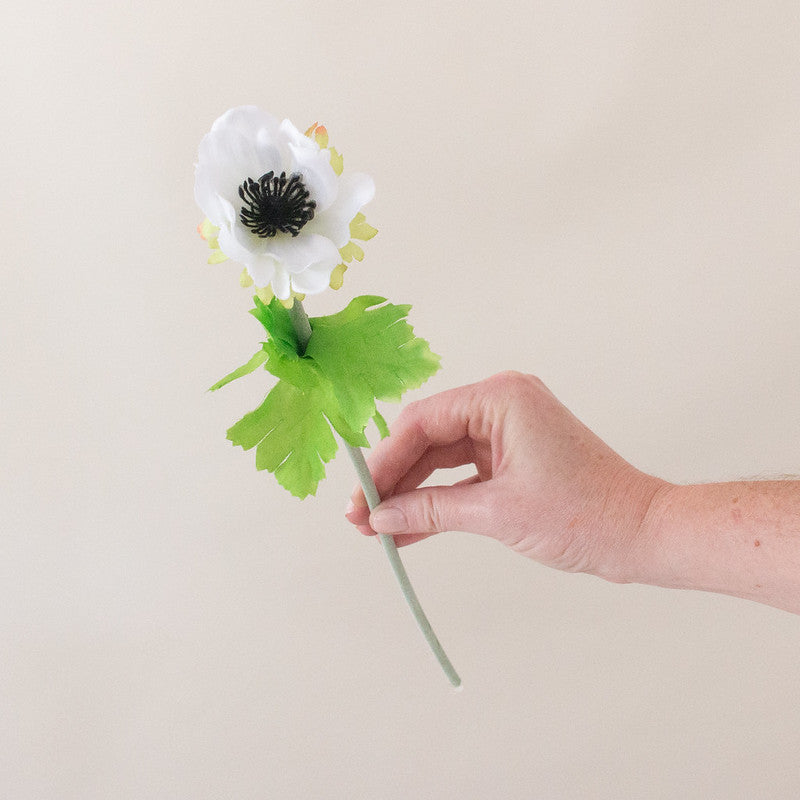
[352,379,492,506]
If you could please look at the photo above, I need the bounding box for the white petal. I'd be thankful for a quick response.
[264,233,340,274]
[279,118,317,154]
[290,145,338,211]
[212,106,280,139]
[294,148,339,211]
[198,129,281,210]
[271,266,291,300]
[193,168,225,224]
[216,220,253,263]
[213,107,286,172]
[195,106,287,221]
[229,216,272,257]
[216,225,278,289]
[244,253,279,288]
[279,118,338,211]
[304,172,375,247]
[290,262,336,295]
[218,194,237,226]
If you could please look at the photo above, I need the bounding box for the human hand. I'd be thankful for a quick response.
[346,372,666,580]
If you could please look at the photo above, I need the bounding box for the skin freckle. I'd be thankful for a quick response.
[754,540,761,548]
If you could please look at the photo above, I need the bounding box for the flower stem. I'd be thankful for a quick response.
[288,298,312,349]
[289,298,461,687]
[343,442,461,687]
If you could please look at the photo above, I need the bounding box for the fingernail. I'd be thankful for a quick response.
[370,507,408,534]
[345,499,355,516]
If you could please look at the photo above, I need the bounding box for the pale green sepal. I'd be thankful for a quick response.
[198,218,219,241]
[329,147,344,176]
[199,217,228,262]
[209,350,268,391]
[208,249,229,264]
[339,241,365,263]
[239,269,254,287]
[329,263,347,290]
[350,213,378,241]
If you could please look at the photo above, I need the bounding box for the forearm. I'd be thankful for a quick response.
[629,480,800,614]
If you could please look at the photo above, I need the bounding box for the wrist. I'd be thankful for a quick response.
[591,470,674,585]
[618,480,800,613]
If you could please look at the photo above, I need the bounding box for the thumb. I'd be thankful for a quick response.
[369,482,491,537]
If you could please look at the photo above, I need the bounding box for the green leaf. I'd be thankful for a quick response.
[373,409,390,440]
[210,296,301,392]
[226,367,367,498]
[227,379,335,499]
[262,352,319,389]
[306,296,441,434]
[209,350,267,391]
[249,295,299,359]
[222,294,437,497]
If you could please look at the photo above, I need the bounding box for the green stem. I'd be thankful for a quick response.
[288,299,312,350]
[289,298,461,687]
[344,442,461,687]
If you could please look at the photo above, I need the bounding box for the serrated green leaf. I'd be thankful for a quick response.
[226,365,368,497]
[227,379,335,499]
[222,295,436,497]
[260,350,321,392]
[209,350,267,391]
[249,296,299,359]
[306,296,441,433]
[373,409,390,440]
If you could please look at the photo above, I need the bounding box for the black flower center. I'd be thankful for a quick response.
[238,171,316,238]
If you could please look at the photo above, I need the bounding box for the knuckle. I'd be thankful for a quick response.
[488,370,544,396]
[396,398,427,429]
[484,494,529,549]
[401,397,423,416]
[418,492,445,533]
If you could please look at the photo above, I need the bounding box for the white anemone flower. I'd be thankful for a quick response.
[194,106,375,300]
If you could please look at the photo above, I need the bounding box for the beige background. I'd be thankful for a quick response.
[2,1,800,797]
